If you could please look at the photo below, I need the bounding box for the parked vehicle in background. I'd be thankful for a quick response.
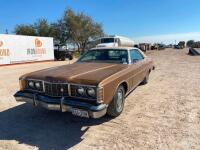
[54,44,73,61]
[14,47,154,118]
[66,49,74,60]
[165,44,173,48]
[151,45,158,50]
[96,35,134,48]
[189,48,200,55]
[174,45,183,49]
[157,44,166,50]
[178,41,185,49]
[151,43,166,50]
[188,41,200,55]
[139,43,151,52]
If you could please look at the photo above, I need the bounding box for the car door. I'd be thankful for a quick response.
[128,49,146,89]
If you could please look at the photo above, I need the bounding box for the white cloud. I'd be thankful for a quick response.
[132,32,200,44]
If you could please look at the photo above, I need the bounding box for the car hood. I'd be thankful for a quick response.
[22,62,128,86]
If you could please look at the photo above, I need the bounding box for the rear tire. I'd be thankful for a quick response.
[107,85,125,117]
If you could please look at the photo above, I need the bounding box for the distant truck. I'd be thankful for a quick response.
[174,45,183,49]
[54,44,73,61]
[96,35,134,48]
[157,44,166,50]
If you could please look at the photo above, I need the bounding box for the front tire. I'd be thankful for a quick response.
[107,85,125,117]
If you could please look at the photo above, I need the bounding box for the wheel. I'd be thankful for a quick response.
[69,55,73,60]
[61,56,65,61]
[141,71,150,85]
[107,85,125,117]
[54,56,59,61]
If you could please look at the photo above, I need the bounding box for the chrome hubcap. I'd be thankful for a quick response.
[116,89,123,112]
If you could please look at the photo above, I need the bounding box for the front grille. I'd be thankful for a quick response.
[24,79,98,101]
[44,82,68,97]
[70,85,77,97]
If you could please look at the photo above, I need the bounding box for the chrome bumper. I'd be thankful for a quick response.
[14,91,108,118]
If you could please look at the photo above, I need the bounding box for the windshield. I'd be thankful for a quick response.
[101,38,114,43]
[78,49,128,64]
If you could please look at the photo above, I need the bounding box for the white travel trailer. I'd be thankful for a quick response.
[96,35,134,48]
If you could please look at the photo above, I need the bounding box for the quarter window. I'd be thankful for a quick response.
[130,49,144,63]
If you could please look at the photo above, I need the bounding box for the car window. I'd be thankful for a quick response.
[78,49,128,64]
[130,49,144,63]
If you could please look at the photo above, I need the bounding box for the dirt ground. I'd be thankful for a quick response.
[0,48,200,150]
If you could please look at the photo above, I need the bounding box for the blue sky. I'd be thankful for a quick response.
[1,0,200,43]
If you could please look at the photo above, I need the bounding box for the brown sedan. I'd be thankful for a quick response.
[14,47,154,118]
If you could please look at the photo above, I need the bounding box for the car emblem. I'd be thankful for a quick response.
[60,88,64,92]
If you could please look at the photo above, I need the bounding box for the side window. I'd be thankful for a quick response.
[130,49,144,63]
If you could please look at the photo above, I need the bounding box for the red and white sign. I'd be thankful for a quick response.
[0,34,54,65]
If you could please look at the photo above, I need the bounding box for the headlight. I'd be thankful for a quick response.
[28,81,34,88]
[35,82,41,89]
[71,84,97,99]
[26,80,43,92]
[86,88,96,97]
[77,87,85,95]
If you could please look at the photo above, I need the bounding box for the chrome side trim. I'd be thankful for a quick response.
[68,84,71,96]
[42,81,45,93]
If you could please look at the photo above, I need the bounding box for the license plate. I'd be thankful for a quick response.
[71,108,89,118]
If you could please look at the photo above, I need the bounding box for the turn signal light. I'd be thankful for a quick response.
[97,87,104,103]
[19,79,25,90]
